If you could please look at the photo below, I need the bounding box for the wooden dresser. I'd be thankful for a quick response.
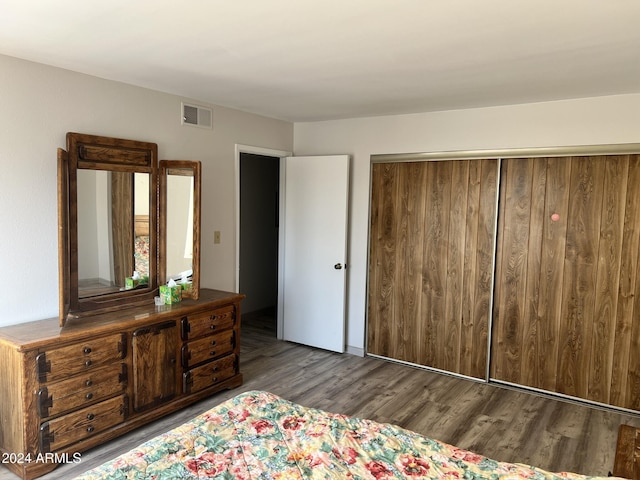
[0,289,243,480]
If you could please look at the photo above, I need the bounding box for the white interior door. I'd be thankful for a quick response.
[281,155,349,353]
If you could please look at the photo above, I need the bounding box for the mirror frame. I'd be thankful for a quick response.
[59,132,159,324]
[159,160,201,300]
[57,148,70,321]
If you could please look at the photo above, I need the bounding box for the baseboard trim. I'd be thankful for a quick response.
[346,345,364,357]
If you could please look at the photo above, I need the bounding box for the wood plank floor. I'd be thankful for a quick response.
[3,312,640,479]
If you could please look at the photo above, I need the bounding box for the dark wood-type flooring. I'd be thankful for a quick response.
[2,310,640,479]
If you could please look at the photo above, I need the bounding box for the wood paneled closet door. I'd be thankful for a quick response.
[368,159,499,379]
[491,155,640,410]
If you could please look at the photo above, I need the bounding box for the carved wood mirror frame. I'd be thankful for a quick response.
[58,133,201,325]
[159,160,201,300]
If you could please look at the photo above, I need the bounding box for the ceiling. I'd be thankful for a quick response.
[2,1,640,122]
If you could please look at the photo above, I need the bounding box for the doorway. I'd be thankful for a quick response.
[238,152,280,334]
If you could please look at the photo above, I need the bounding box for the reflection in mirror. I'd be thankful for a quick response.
[166,174,194,280]
[160,161,201,300]
[60,132,158,324]
[76,170,150,298]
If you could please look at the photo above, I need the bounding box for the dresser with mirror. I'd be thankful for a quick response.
[0,133,243,480]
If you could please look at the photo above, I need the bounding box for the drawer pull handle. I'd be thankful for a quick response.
[212,377,218,382]
[87,426,95,433]
[85,380,93,387]
[210,325,216,330]
[210,351,216,356]
[83,347,92,354]
[85,393,93,400]
[210,340,217,346]
[85,360,92,367]
[87,413,95,421]
[212,366,219,372]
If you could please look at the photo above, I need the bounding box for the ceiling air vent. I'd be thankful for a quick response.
[181,102,212,129]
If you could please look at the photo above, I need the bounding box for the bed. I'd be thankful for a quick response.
[134,215,150,278]
[74,390,615,479]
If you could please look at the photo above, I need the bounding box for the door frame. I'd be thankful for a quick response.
[235,144,291,339]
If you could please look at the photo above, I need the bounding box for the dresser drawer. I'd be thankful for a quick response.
[181,330,234,368]
[180,305,235,340]
[39,394,128,453]
[36,333,126,383]
[183,354,237,394]
[37,363,127,419]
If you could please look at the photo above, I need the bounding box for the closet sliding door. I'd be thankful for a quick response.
[491,154,640,410]
[368,159,499,380]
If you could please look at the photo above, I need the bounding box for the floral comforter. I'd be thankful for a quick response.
[74,390,613,480]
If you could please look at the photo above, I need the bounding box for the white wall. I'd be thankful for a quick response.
[4,51,639,348]
[0,54,293,327]
[293,94,640,353]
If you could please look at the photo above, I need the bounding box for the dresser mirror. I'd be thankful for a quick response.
[159,160,201,300]
[76,169,152,298]
[58,133,201,325]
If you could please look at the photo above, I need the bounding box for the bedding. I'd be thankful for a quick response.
[74,390,614,480]
[134,235,150,278]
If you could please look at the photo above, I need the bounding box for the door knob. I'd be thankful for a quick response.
[334,263,343,270]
